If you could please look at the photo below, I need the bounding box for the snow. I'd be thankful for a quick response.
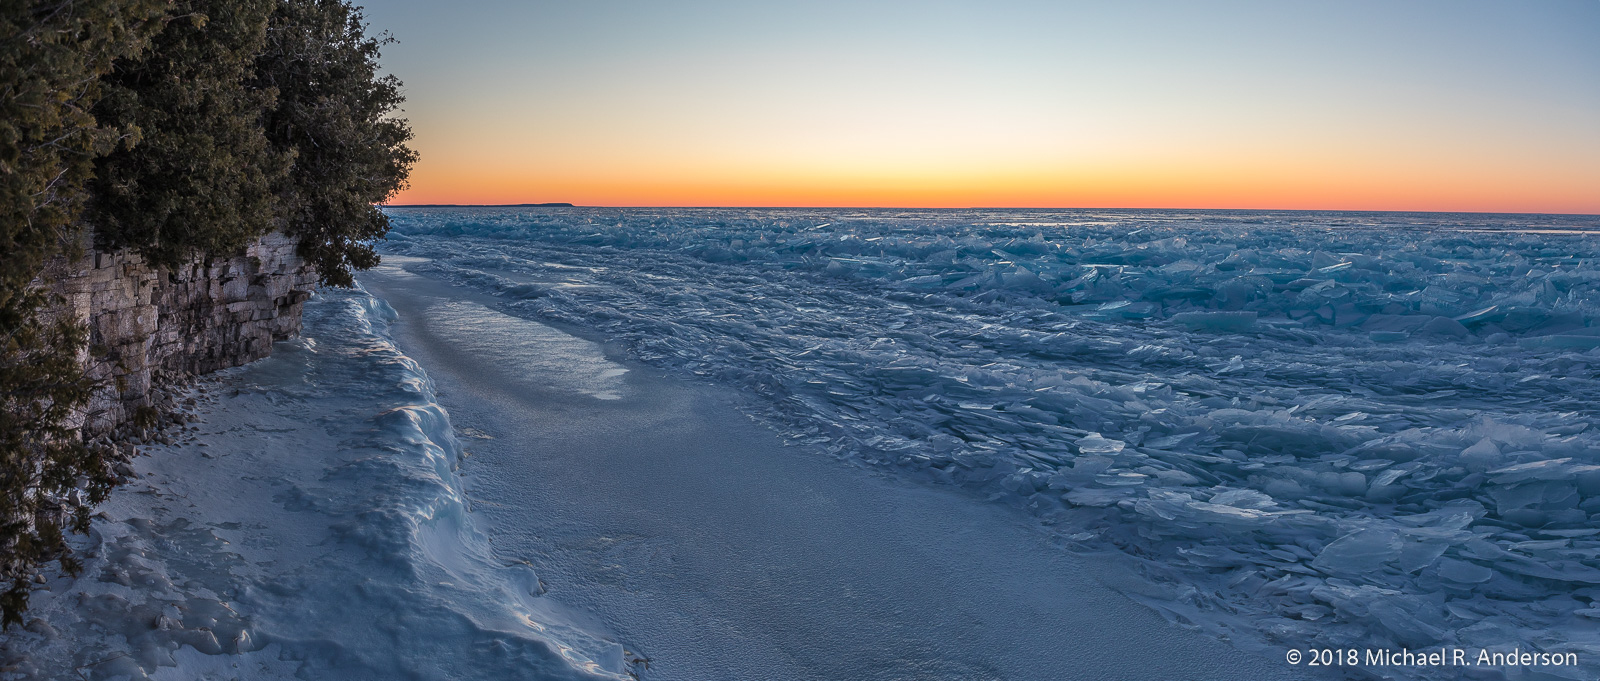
[0,286,627,680]
[376,206,1600,678]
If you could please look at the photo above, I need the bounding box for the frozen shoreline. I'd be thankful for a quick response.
[0,286,627,680]
[1,264,1314,680]
[376,206,1600,679]
[1,262,1316,680]
[16,205,1600,679]
[359,258,1314,680]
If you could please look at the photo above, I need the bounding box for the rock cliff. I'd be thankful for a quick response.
[45,232,317,438]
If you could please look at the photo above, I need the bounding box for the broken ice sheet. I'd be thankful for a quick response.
[380,207,1600,678]
[1075,433,1126,455]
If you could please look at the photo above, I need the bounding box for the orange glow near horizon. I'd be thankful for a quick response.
[387,148,1600,214]
[388,174,1600,216]
[365,1,1600,215]
[383,91,1600,213]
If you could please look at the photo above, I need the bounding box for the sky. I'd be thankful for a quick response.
[358,0,1600,213]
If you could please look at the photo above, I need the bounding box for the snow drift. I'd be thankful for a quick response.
[0,285,628,680]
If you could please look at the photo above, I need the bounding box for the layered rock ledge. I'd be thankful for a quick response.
[44,232,317,438]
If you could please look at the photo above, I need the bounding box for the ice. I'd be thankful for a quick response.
[1367,600,1450,647]
[1310,529,1403,575]
[428,300,628,400]
[1075,432,1126,454]
[1418,316,1471,338]
[1521,334,1600,350]
[1460,437,1503,470]
[1488,458,1594,483]
[1209,489,1276,508]
[1171,310,1257,332]
[374,206,1600,679]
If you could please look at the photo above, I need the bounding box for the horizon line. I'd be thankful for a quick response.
[381,203,1600,218]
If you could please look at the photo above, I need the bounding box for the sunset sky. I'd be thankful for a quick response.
[359,0,1600,213]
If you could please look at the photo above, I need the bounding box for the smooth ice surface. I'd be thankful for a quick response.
[380,206,1600,679]
[359,264,1316,681]
[0,287,624,680]
[428,299,628,400]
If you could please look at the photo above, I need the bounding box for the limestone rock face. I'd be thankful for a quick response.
[47,232,317,437]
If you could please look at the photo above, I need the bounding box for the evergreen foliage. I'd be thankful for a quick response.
[256,0,417,286]
[87,0,287,266]
[1,0,164,297]
[0,0,414,626]
[1,0,166,629]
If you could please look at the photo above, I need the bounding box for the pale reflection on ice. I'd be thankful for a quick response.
[428,300,628,400]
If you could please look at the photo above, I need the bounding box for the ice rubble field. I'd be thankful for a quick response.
[386,207,1600,678]
[0,286,625,680]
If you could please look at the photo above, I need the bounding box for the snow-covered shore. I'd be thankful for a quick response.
[0,286,627,680]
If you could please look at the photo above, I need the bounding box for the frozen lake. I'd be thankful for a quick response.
[379,206,1600,678]
[360,260,1312,680]
[11,206,1599,679]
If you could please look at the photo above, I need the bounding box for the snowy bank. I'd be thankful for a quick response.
[0,286,628,680]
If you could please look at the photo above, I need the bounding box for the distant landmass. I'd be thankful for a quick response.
[386,202,575,208]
